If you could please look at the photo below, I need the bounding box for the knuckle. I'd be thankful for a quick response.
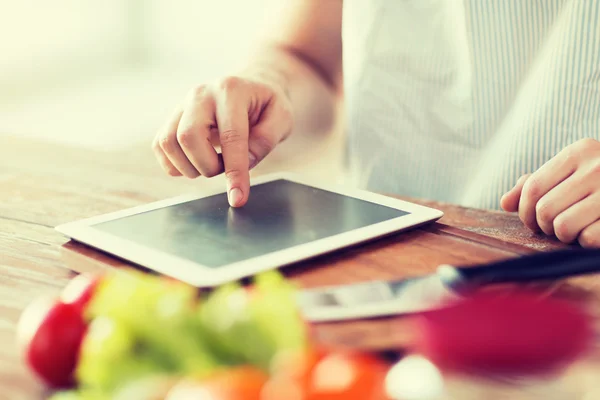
[225,168,244,182]
[517,174,530,185]
[176,128,195,148]
[220,129,244,147]
[218,76,244,93]
[562,146,579,166]
[522,177,541,200]
[159,135,177,153]
[535,200,554,225]
[576,137,598,150]
[587,159,600,176]
[553,216,572,242]
[166,167,181,177]
[579,228,600,248]
[188,84,208,99]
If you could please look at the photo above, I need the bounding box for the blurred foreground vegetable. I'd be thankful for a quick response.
[197,271,307,370]
[263,346,389,400]
[18,268,379,399]
[17,273,101,388]
[165,366,268,400]
[412,291,594,375]
[385,290,596,400]
[17,297,87,388]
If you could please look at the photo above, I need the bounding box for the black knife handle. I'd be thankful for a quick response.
[438,247,600,292]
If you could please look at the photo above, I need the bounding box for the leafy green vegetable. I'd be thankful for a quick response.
[86,270,217,374]
[250,270,307,354]
[197,281,273,368]
[197,270,307,370]
[63,268,308,398]
[76,316,165,392]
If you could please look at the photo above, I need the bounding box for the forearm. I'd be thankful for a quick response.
[237,0,342,134]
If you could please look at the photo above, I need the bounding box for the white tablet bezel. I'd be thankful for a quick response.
[55,172,443,287]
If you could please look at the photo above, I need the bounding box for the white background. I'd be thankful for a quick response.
[0,1,297,149]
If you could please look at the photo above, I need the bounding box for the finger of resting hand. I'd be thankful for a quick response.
[578,219,600,248]
[157,108,200,178]
[552,193,600,243]
[500,174,531,212]
[535,172,589,235]
[177,97,223,177]
[519,158,576,232]
[214,91,250,207]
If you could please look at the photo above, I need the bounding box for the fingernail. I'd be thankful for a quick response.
[228,188,243,207]
[248,153,257,170]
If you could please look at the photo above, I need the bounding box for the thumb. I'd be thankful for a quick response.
[501,174,531,212]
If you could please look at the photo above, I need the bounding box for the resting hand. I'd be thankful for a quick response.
[501,138,600,248]
[152,75,293,207]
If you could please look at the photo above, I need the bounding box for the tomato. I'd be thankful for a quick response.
[309,351,389,400]
[165,366,267,400]
[263,347,390,400]
[17,297,87,388]
[60,274,101,314]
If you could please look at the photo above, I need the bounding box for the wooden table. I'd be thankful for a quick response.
[1,134,597,399]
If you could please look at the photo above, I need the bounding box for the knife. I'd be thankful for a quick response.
[297,247,600,322]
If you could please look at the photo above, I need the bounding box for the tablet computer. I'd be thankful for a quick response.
[56,173,443,287]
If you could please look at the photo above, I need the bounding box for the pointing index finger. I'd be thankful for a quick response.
[214,81,251,207]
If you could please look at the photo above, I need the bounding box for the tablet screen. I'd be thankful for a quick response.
[92,179,409,268]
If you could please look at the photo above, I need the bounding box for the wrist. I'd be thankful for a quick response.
[240,65,291,101]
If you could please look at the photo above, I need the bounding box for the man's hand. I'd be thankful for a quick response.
[501,138,600,248]
[152,76,293,207]
[151,0,342,208]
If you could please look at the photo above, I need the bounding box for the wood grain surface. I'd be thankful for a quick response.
[0,134,593,400]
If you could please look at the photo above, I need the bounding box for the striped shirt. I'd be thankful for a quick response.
[341,0,600,210]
